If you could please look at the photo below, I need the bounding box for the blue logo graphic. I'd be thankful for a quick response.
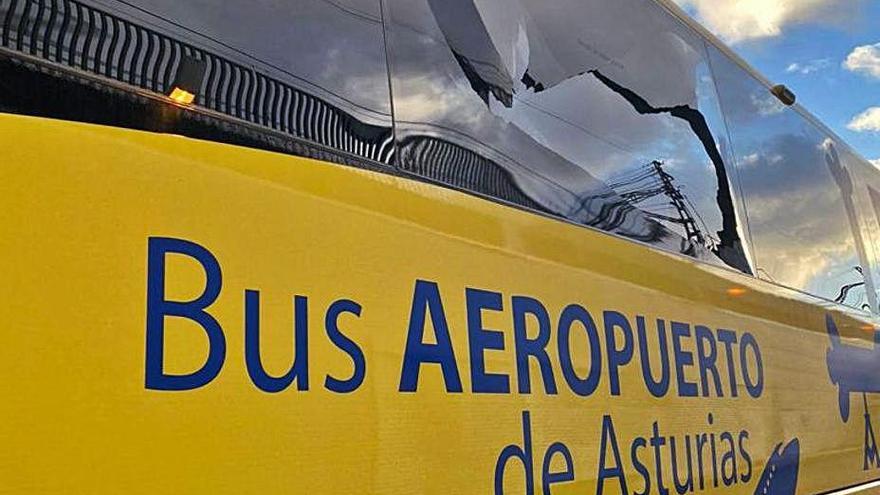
[753,440,800,495]
[826,314,880,422]
[826,314,880,470]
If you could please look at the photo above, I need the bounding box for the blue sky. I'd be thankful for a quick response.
[675,0,880,164]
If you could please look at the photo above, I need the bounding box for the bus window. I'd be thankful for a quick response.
[0,0,394,167]
[383,0,753,274]
[839,146,880,313]
[707,44,875,311]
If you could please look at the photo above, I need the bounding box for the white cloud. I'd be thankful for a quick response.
[674,0,863,44]
[871,158,880,168]
[785,59,831,75]
[751,93,785,116]
[741,153,761,166]
[847,107,880,132]
[844,43,880,79]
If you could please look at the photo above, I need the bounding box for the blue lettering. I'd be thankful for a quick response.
[244,291,309,393]
[670,435,694,495]
[740,333,763,398]
[597,415,628,495]
[720,432,738,486]
[696,326,723,397]
[709,414,719,488]
[495,411,535,495]
[637,317,671,398]
[717,330,739,397]
[671,322,699,397]
[631,437,651,495]
[512,296,557,395]
[696,433,709,490]
[650,422,671,495]
[542,442,575,495]
[145,237,225,391]
[399,280,463,393]
[739,431,752,482]
[557,305,602,397]
[467,288,510,394]
[324,299,366,394]
[604,311,634,396]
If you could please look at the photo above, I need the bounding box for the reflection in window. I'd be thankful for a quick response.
[708,45,874,309]
[385,0,752,273]
[840,147,880,312]
[0,0,395,164]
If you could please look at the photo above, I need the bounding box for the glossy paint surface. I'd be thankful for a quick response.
[1,114,879,494]
[3,0,880,493]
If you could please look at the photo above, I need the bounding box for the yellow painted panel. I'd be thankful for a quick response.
[0,114,878,494]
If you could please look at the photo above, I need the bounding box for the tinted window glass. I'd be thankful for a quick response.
[384,0,753,273]
[840,147,880,312]
[99,0,391,118]
[0,0,393,164]
[708,45,873,309]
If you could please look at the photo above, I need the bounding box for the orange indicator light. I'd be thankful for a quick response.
[726,287,748,297]
[169,87,196,105]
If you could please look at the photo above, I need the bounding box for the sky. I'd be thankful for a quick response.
[674,0,880,166]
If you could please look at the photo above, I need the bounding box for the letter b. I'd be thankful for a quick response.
[146,237,226,391]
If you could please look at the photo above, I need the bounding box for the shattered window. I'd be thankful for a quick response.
[384,0,753,273]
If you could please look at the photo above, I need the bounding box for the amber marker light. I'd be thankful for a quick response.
[169,87,196,105]
[168,53,206,107]
[726,287,748,297]
[862,325,876,334]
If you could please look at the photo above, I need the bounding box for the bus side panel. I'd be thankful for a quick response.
[0,114,875,494]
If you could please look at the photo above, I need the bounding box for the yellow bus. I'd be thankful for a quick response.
[2,0,880,493]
